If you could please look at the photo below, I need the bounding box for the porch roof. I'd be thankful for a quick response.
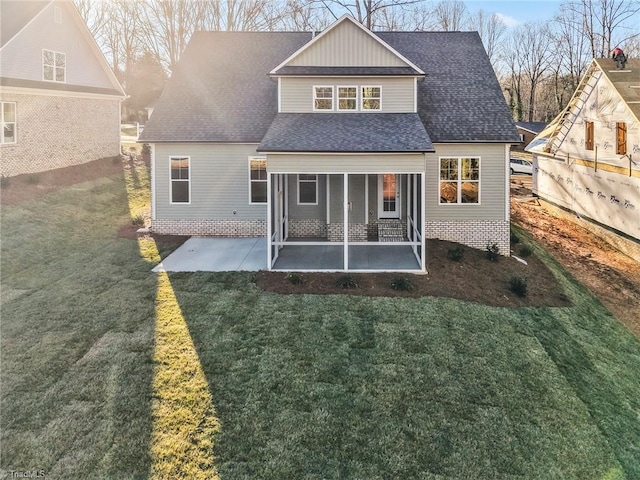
[257,113,435,153]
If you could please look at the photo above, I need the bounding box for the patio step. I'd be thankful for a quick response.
[378,220,405,242]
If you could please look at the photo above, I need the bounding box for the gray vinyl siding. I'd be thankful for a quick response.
[289,20,407,67]
[0,2,113,88]
[280,77,414,113]
[425,143,508,221]
[329,174,367,222]
[154,143,266,220]
[267,153,425,173]
[287,174,326,220]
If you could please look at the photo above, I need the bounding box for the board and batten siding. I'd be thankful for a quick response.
[267,153,425,174]
[0,2,114,89]
[280,77,414,113]
[288,20,407,67]
[425,144,508,221]
[154,143,265,221]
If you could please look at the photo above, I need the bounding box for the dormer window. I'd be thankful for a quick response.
[362,86,381,110]
[314,86,333,111]
[338,87,357,110]
[43,49,66,83]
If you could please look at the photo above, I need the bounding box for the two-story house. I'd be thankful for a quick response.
[140,15,519,272]
[527,58,640,243]
[0,0,125,177]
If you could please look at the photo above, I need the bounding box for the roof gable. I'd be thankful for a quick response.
[0,0,50,47]
[0,0,124,97]
[141,29,518,144]
[271,15,423,75]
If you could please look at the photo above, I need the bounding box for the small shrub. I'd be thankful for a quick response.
[286,273,305,285]
[447,245,465,262]
[335,275,358,289]
[142,143,151,154]
[508,275,528,297]
[519,245,533,257]
[510,231,520,244]
[132,214,145,227]
[390,277,415,291]
[486,242,500,262]
[26,174,40,185]
[0,175,10,188]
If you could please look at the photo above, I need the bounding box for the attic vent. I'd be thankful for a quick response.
[54,6,62,24]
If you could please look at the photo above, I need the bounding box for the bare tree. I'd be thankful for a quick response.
[431,0,467,31]
[310,0,423,30]
[468,9,506,65]
[565,0,640,57]
[73,0,108,38]
[136,0,210,72]
[516,22,553,121]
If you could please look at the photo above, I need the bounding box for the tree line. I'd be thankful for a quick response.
[75,0,639,123]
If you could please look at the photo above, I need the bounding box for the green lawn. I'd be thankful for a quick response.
[1,160,639,479]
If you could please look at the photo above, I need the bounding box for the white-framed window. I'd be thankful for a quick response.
[313,86,333,111]
[338,86,357,110]
[43,49,66,82]
[170,156,190,204]
[362,86,381,110]
[249,157,267,204]
[1,102,17,145]
[439,157,480,204]
[297,174,318,205]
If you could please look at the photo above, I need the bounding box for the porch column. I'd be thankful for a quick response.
[267,172,272,270]
[343,173,349,271]
[421,172,426,271]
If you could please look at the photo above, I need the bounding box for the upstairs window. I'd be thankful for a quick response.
[616,122,627,155]
[314,86,333,111]
[249,157,267,204]
[170,156,190,203]
[1,102,16,144]
[338,87,357,110]
[439,157,480,204]
[43,49,66,82]
[585,121,594,150]
[362,86,381,110]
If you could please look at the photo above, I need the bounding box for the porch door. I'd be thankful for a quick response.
[378,174,399,218]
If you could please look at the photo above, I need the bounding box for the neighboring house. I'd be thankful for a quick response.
[140,15,518,272]
[0,0,125,177]
[513,121,547,151]
[527,58,640,243]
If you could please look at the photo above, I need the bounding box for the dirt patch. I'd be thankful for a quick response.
[255,238,571,308]
[512,198,640,336]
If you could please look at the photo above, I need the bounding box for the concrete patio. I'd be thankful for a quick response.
[152,237,421,272]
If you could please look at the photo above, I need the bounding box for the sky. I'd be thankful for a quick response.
[465,1,563,26]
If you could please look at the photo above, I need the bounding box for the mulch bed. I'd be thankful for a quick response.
[255,239,571,308]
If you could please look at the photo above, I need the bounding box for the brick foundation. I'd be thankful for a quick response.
[288,219,327,238]
[152,219,266,236]
[327,223,367,242]
[425,220,510,255]
[0,93,121,177]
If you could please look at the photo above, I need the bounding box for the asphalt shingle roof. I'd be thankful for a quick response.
[140,29,519,145]
[595,58,640,121]
[258,113,434,152]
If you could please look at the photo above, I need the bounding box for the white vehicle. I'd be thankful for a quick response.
[510,158,533,175]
